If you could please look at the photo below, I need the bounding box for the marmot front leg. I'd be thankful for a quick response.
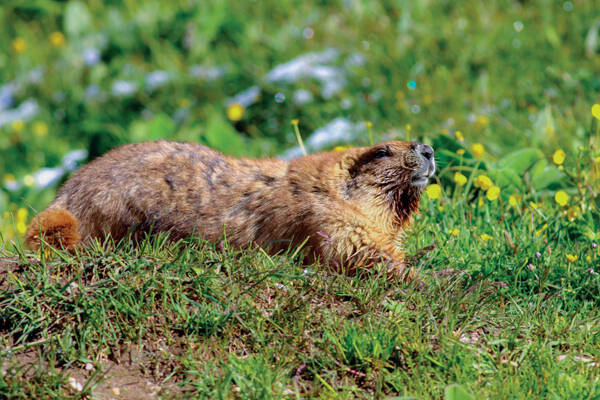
[314,215,411,279]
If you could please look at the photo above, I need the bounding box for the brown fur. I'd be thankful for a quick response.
[26,208,80,251]
[25,140,435,275]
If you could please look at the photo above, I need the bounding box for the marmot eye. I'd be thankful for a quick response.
[374,149,392,159]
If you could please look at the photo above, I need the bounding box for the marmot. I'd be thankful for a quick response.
[25,140,435,275]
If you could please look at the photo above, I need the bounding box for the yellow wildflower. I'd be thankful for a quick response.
[177,98,191,108]
[554,190,569,206]
[425,184,442,200]
[552,149,565,165]
[49,31,66,48]
[16,222,27,235]
[226,103,244,122]
[471,143,484,158]
[454,172,467,186]
[455,130,464,141]
[474,175,493,190]
[456,149,465,156]
[567,207,579,221]
[486,185,500,201]
[3,173,16,183]
[332,146,349,152]
[11,120,24,132]
[509,194,520,207]
[405,124,411,132]
[290,119,299,126]
[364,121,373,128]
[592,104,600,121]
[12,38,27,53]
[449,228,460,236]
[529,201,539,209]
[23,175,35,187]
[565,254,577,262]
[586,255,592,262]
[480,234,493,242]
[33,122,48,137]
[16,208,28,222]
[476,115,489,126]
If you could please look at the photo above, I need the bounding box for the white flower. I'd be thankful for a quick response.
[111,80,138,97]
[293,89,313,105]
[83,48,101,66]
[145,70,170,90]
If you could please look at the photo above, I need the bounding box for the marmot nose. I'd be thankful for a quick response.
[417,144,434,160]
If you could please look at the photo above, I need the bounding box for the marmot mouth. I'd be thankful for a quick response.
[412,175,431,187]
[412,162,435,187]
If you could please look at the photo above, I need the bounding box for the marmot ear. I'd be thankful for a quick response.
[339,154,356,172]
[340,153,368,179]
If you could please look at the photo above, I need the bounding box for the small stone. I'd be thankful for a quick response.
[68,376,83,392]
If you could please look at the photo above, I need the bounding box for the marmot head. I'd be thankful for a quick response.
[340,141,435,225]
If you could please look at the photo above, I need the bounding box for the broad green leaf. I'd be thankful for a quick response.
[204,112,245,157]
[532,105,556,147]
[432,133,468,154]
[497,148,543,175]
[64,1,92,39]
[444,384,476,400]
[437,149,480,167]
[530,159,567,191]
[488,168,522,191]
[130,113,176,143]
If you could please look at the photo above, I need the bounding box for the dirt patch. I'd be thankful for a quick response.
[2,342,190,399]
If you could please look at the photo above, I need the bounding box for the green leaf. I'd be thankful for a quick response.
[130,113,176,143]
[444,384,476,400]
[488,168,522,191]
[530,159,567,191]
[204,112,245,157]
[437,149,480,168]
[432,133,468,154]
[64,1,92,39]
[497,148,543,176]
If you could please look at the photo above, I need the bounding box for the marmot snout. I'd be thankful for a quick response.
[26,140,435,275]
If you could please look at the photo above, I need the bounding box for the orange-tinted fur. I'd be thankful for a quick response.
[26,140,435,276]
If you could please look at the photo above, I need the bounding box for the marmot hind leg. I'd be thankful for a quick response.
[25,207,81,250]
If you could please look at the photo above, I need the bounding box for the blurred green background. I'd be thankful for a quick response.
[0,0,599,242]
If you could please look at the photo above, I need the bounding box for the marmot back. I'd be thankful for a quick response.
[26,140,435,274]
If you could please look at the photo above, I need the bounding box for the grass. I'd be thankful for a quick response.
[1,192,599,398]
[1,0,600,398]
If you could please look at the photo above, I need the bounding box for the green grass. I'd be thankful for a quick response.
[1,0,600,398]
[1,194,599,398]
